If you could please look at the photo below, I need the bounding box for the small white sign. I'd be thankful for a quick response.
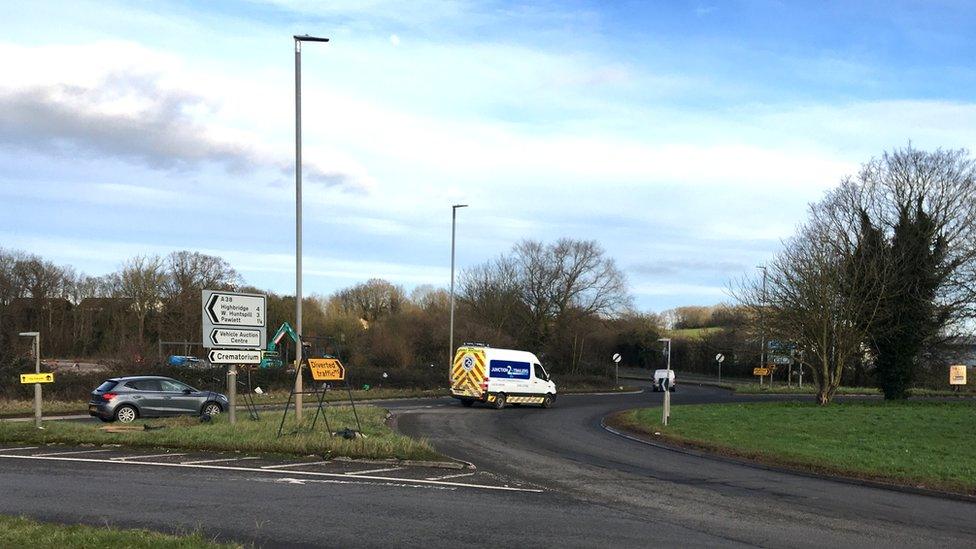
[715,353,725,363]
[612,353,622,363]
[208,349,262,364]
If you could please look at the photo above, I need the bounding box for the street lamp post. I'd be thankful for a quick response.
[757,265,768,387]
[658,337,672,426]
[449,204,468,370]
[19,332,41,429]
[294,34,329,422]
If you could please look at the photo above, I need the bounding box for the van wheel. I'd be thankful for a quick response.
[461,399,474,407]
[542,394,553,408]
[493,393,507,410]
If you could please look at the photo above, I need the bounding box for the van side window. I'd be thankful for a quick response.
[534,364,548,380]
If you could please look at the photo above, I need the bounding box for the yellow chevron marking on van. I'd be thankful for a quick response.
[507,396,545,404]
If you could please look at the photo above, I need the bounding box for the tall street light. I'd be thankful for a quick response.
[757,265,768,387]
[19,332,41,429]
[294,34,329,422]
[449,204,468,370]
[658,337,672,426]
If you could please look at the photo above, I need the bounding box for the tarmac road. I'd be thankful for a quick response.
[0,384,973,547]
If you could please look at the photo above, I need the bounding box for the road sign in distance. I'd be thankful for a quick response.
[715,353,725,363]
[210,328,263,349]
[309,358,345,381]
[208,349,262,364]
[753,367,770,376]
[949,365,967,385]
[203,291,266,327]
[20,373,54,384]
[611,353,622,363]
[770,354,792,365]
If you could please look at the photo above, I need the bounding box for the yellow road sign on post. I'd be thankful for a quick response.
[21,373,54,384]
[308,358,345,381]
[949,365,967,385]
[753,367,770,377]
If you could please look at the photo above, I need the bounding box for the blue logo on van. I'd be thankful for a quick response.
[489,360,530,379]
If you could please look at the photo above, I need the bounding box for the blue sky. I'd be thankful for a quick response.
[1,1,974,311]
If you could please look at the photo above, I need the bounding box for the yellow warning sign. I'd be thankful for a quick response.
[753,367,770,377]
[949,365,967,385]
[21,373,54,384]
[308,358,345,381]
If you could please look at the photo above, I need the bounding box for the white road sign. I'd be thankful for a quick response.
[715,353,725,363]
[208,349,262,364]
[204,291,266,327]
[210,328,263,349]
[612,353,622,363]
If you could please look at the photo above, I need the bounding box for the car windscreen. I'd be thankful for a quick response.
[95,380,118,392]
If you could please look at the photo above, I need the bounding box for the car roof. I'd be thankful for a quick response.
[107,376,178,382]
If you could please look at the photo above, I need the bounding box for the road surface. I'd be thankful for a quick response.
[1,384,973,547]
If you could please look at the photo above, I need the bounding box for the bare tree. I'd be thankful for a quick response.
[334,279,406,322]
[118,255,168,343]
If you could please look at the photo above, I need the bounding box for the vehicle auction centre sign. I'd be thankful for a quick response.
[309,358,345,381]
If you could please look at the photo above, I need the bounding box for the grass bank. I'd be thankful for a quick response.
[0,406,441,461]
[0,515,241,548]
[611,400,976,495]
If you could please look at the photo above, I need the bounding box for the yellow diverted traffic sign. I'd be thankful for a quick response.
[308,358,345,381]
[21,373,54,384]
[949,365,967,385]
[753,367,770,377]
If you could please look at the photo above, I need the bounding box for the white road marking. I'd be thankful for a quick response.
[181,457,260,465]
[425,472,476,481]
[260,461,331,469]
[111,453,186,461]
[32,448,116,457]
[347,466,402,475]
[0,453,543,493]
[0,446,38,452]
[273,477,456,491]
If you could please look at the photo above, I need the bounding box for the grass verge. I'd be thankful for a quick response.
[0,406,441,461]
[610,400,976,495]
[0,515,241,548]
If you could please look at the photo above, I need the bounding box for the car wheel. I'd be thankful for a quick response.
[461,399,474,407]
[542,394,553,408]
[202,402,223,417]
[114,405,138,424]
[493,393,507,410]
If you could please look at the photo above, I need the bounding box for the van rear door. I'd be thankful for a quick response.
[452,347,487,398]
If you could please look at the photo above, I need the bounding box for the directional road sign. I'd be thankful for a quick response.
[209,327,263,349]
[208,349,262,364]
[770,354,792,365]
[202,290,267,349]
[20,373,54,384]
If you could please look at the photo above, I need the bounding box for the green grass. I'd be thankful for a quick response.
[667,327,724,340]
[613,400,976,494]
[0,515,241,548]
[0,406,441,461]
[730,384,975,397]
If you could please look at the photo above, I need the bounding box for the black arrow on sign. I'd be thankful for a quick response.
[206,293,220,324]
[210,329,219,345]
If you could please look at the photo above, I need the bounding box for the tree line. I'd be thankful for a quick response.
[740,147,976,404]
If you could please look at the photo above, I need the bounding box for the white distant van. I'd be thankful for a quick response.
[450,345,557,409]
[653,369,676,392]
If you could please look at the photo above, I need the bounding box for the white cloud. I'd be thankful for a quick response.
[389,34,400,47]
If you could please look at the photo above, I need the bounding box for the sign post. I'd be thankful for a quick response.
[611,353,622,387]
[18,332,42,429]
[203,290,266,425]
[715,353,725,383]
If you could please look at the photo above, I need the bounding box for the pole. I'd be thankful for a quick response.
[227,365,237,425]
[758,265,767,387]
[34,334,41,429]
[615,360,619,388]
[663,338,671,426]
[448,204,467,371]
[718,358,722,384]
[294,38,304,422]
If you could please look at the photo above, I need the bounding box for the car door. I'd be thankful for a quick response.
[159,379,200,415]
[126,379,164,415]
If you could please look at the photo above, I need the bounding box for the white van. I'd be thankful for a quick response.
[653,369,676,392]
[450,345,557,409]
